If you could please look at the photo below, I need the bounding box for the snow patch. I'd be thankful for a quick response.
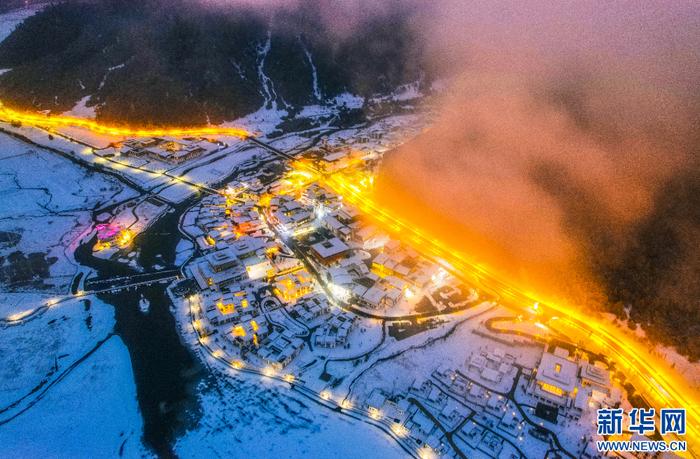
[301,40,322,101]
[332,92,365,109]
[175,376,404,459]
[63,95,96,119]
[391,81,422,101]
[98,62,127,90]
[256,32,282,110]
[0,6,40,44]
[225,104,288,138]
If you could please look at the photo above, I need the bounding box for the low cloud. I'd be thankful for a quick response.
[373,1,700,355]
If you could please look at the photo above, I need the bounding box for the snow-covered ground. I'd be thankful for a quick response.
[0,133,137,291]
[174,239,194,266]
[0,6,41,45]
[62,95,97,119]
[0,294,148,457]
[0,121,264,204]
[344,308,537,401]
[175,374,405,459]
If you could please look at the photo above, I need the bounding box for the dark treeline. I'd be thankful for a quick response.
[602,168,700,360]
[0,0,428,125]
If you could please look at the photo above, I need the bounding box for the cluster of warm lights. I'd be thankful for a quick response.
[314,164,700,447]
[418,446,435,459]
[262,366,276,377]
[94,227,134,251]
[391,423,409,438]
[6,310,33,322]
[27,98,695,452]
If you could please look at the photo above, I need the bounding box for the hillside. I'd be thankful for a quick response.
[0,0,428,126]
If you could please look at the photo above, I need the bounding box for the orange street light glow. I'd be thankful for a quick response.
[0,102,251,139]
[317,168,700,453]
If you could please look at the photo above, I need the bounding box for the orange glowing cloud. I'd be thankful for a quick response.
[373,1,700,312]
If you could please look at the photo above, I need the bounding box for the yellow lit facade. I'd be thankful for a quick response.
[538,382,565,397]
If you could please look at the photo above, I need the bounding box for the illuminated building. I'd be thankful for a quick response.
[316,147,366,173]
[272,200,314,231]
[93,223,133,251]
[227,315,270,348]
[531,347,578,409]
[243,255,274,280]
[204,290,256,326]
[272,270,314,303]
[357,285,401,310]
[318,150,352,173]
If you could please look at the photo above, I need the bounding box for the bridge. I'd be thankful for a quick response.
[80,269,181,295]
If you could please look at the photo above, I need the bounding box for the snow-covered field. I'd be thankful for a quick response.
[0,294,148,458]
[0,133,137,291]
[0,6,40,45]
[0,121,263,204]
[176,374,405,459]
[0,336,148,458]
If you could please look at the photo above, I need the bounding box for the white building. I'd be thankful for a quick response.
[531,347,578,409]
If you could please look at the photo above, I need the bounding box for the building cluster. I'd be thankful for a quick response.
[259,328,305,370]
[287,293,330,323]
[196,288,271,349]
[170,115,630,458]
[528,346,618,421]
[184,188,308,368]
[313,309,357,348]
[182,126,472,379]
[266,162,460,317]
[185,171,354,370]
[383,342,621,458]
[465,346,518,389]
[313,142,367,174]
[114,136,222,164]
